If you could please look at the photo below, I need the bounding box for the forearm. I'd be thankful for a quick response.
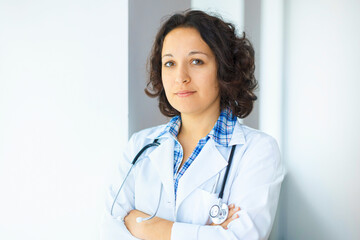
[171,213,260,240]
[125,204,240,240]
[101,212,141,240]
[143,217,174,240]
[124,209,173,240]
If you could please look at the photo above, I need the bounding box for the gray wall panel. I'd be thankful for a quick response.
[129,0,191,136]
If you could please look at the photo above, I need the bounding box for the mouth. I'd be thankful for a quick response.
[175,91,196,97]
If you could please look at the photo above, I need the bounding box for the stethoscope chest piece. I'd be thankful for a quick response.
[209,201,229,224]
[208,145,236,225]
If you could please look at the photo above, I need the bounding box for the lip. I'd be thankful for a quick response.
[175,90,196,97]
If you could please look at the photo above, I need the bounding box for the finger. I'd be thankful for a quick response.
[222,213,239,229]
[211,204,236,226]
[209,205,240,228]
[220,206,241,229]
[227,206,241,218]
[226,204,236,217]
[210,212,239,229]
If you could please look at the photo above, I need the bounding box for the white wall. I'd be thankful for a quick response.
[191,0,244,35]
[279,0,360,239]
[259,0,283,148]
[0,1,128,239]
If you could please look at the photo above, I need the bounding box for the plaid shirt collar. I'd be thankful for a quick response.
[157,108,237,147]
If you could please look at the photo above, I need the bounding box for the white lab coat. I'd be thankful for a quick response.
[101,119,285,240]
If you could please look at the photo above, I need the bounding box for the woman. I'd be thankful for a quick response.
[101,10,284,240]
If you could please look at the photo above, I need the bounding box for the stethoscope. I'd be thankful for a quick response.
[111,138,236,225]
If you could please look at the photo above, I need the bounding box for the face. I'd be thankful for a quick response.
[161,27,220,117]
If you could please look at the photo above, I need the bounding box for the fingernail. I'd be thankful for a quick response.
[232,214,238,219]
[230,204,235,208]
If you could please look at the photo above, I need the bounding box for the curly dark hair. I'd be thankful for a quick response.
[145,9,257,118]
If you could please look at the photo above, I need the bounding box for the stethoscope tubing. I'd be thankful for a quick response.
[110,139,160,217]
[110,164,134,216]
[111,138,236,225]
[136,184,163,223]
[218,145,236,199]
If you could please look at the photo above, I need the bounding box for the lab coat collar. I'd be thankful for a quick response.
[147,135,229,211]
[145,118,246,208]
[147,137,176,203]
[228,119,246,146]
[175,120,245,208]
[145,118,245,145]
[145,124,169,140]
[175,137,228,210]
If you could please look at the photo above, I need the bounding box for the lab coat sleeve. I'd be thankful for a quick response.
[171,133,285,240]
[100,134,141,240]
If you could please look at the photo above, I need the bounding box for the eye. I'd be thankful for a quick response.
[191,59,204,65]
[164,61,175,67]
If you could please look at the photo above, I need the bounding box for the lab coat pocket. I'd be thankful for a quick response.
[192,189,219,225]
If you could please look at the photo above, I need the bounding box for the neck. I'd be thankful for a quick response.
[179,107,221,141]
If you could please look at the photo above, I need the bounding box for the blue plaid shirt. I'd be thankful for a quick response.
[157,108,237,201]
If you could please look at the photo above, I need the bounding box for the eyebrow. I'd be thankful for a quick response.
[162,53,173,59]
[162,51,209,59]
[188,51,208,57]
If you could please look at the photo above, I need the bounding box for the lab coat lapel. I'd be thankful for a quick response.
[147,137,175,202]
[176,139,228,210]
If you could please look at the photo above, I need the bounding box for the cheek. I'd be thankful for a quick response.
[202,75,219,94]
[206,80,220,100]
[161,77,170,91]
[161,77,173,99]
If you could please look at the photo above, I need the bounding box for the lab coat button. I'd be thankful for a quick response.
[167,201,173,208]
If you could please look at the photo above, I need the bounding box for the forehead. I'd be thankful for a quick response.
[162,27,213,54]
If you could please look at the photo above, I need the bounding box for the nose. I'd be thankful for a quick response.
[175,64,190,84]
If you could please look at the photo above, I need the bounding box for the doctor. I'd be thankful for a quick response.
[101,10,284,240]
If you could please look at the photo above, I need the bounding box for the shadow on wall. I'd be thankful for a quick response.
[280,174,333,240]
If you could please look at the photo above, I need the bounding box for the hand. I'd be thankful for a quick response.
[124,209,150,239]
[210,204,241,230]
[124,209,173,240]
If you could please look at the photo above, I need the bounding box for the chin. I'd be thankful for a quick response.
[175,107,203,116]
[171,105,196,114]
